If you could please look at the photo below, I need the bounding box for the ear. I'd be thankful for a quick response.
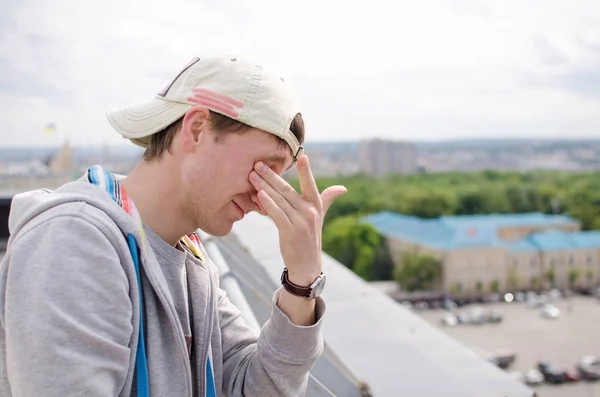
[179,106,211,153]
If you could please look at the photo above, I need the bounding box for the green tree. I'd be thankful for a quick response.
[455,191,485,215]
[404,192,455,219]
[506,185,533,213]
[371,238,395,281]
[322,216,356,266]
[507,265,520,290]
[287,169,600,234]
[456,190,511,215]
[490,279,500,293]
[546,268,556,287]
[563,181,600,230]
[482,170,502,181]
[322,216,382,280]
[586,269,594,284]
[568,268,580,288]
[393,252,443,292]
[352,244,377,281]
[536,184,560,214]
[450,282,463,295]
[475,280,483,294]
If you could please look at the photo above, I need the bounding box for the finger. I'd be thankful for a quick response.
[296,155,321,207]
[321,185,347,215]
[254,161,303,209]
[253,195,268,216]
[256,190,291,227]
[249,171,298,221]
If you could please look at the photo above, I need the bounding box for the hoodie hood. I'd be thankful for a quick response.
[1,167,198,397]
[8,188,53,236]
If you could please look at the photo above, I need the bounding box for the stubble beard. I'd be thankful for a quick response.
[183,190,233,237]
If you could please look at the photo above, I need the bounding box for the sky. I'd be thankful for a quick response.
[1,0,600,147]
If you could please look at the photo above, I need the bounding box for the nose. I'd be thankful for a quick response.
[249,192,268,216]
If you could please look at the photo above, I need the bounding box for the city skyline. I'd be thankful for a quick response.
[1,0,600,147]
[2,137,600,177]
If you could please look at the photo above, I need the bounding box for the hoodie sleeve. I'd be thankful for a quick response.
[219,285,326,397]
[0,213,133,397]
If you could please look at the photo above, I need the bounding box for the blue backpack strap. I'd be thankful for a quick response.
[127,234,149,397]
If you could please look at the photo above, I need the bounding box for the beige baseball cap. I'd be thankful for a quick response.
[106,55,304,161]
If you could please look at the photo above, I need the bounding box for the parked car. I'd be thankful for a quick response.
[487,310,503,323]
[430,300,443,309]
[540,304,560,319]
[523,369,544,386]
[484,294,501,303]
[548,289,563,300]
[443,299,457,310]
[527,293,547,309]
[514,292,526,302]
[577,356,600,381]
[441,312,458,327]
[565,367,581,382]
[490,349,516,369]
[538,361,567,384]
[457,311,471,324]
[468,307,487,325]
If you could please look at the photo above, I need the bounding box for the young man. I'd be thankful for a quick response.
[0,56,346,396]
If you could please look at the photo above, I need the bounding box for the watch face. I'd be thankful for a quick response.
[310,274,327,298]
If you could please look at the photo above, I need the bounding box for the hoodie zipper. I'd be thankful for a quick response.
[182,238,218,397]
[143,250,194,396]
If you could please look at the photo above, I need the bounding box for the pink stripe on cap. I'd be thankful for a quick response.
[192,88,244,108]
[188,95,241,118]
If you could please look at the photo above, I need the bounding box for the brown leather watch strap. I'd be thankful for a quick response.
[280,268,313,298]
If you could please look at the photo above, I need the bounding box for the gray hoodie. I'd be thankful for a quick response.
[0,173,325,397]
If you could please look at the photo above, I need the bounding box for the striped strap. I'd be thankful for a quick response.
[86,165,216,397]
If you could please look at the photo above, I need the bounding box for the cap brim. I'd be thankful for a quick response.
[106,97,192,148]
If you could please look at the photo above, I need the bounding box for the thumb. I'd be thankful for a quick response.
[321,185,347,215]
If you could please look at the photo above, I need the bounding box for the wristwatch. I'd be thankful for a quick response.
[280,268,327,299]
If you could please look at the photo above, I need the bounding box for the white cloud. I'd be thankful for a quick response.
[1,0,599,146]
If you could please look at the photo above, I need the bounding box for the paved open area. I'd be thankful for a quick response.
[418,295,600,397]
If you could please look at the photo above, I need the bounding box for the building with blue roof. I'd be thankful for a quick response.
[362,211,600,294]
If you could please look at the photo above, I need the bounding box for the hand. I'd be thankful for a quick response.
[249,155,347,286]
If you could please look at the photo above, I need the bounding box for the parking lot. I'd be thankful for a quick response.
[418,295,600,397]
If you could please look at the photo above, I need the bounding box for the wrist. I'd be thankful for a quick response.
[286,269,322,287]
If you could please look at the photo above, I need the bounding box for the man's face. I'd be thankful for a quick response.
[179,117,294,236]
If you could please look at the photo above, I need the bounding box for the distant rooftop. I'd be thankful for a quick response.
[509,229,600,252]
[362,211,593,251]
[438,212,578,228]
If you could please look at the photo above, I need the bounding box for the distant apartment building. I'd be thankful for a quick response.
[362,211,600,294]
[48,140,75,174]
[358,139,417,176]
[283,148,360,180]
